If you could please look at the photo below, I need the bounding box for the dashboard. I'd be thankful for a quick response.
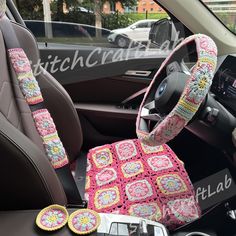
[211,55,236,116]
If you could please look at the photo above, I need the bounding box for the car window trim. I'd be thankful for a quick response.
[199,0,236,35]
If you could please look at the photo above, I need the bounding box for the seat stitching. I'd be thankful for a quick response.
[6,99,13,119]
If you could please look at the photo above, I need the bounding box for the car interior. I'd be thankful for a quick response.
[0,0,236,236]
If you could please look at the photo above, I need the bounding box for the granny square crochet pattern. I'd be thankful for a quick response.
[86,139,200,230]
[7,48,69,169]
[136,34,217,147]
[0,0,69,169]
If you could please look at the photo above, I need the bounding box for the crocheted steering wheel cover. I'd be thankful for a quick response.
[36,205,69,231]
[68,209,101,235]
[136,34,217,146]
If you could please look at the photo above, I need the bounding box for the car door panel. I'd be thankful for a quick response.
[39,48,166,85]
[20,19,170,145]
[65,78,144,102]
[64,75,150,147]
[38,46,167,146]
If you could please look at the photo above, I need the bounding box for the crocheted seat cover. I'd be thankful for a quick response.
[85,139,200,230]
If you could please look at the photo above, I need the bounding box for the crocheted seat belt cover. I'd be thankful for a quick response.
[7,49,69,169]
[0,0,69,169]
[85,139,201,229]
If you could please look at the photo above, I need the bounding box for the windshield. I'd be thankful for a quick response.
[200,0,236,34]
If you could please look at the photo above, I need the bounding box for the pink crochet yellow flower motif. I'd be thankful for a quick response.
[36,205,68,231]
[186,64,213,104]
[121,161,144,178]
[141,143,164,154]
[92,148,113,168]
[33,109,56,137]
[157,174,187,195]
[32,109,68,169]
[115,140,137,160]
[86,139,201,229]
[96,168,117,186]
[154,115,185,145]
[19,77,43,105]
[129,203,162,221]
[94,186,120,210]
[147,155,173,172]
[167,198,200,223]
[199,36,217,56]
[44,137,69,169]
[8,49,31,73]
[126,180,153,201]
[68,209,101,235]
[40,210,65,228]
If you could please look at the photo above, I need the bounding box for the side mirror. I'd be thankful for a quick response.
[130,25,136,30]
[149,18,178,48]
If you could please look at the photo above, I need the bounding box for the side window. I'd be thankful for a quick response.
[149,21,155,27]
[14,1,187,56]
[136,22,149,28]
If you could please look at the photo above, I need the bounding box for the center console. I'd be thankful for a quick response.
[0,196,236,236]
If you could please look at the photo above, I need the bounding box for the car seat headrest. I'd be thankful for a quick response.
[0,0,6,18]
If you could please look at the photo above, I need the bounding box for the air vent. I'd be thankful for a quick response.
[125,70,152,77]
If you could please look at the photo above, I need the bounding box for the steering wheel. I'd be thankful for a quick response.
[136,34,218,146]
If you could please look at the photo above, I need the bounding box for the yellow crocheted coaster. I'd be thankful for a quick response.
[36,204,69,231]
[68,209,101,235]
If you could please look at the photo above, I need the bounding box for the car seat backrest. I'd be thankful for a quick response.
[0,25,67,210]
[0,1,83,209]
[12,21,84,163]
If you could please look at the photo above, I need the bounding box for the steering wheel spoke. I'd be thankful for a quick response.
[181,60,192,75]
[140,100,155,115]
[141,100,163,121]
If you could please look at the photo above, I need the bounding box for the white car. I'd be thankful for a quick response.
[97,213,168,236]
[108,19,157,48]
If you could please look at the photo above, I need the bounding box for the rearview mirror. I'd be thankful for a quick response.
[130,25,136,30]
[149,18,178,49]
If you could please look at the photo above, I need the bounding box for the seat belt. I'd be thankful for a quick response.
[0,15,85,207]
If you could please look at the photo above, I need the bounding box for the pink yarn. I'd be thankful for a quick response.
[86,139,200,230]
[136,34,217,147]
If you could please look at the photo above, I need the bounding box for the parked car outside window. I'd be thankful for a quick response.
[107,19,157,48]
